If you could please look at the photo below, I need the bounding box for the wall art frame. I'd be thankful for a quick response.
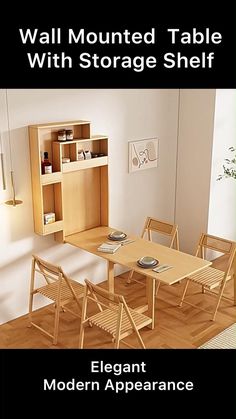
[128,138,159,173]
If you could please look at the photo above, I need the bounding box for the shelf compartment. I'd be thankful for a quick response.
[42,183,63,233]
[41,172,62,185]
[62,156,108,173]
[29,121,90,174]
[52,136,108,172]
[75,138,108,156]
[73,123,90,139]
[50,123,90,142]
[53,142,77,171]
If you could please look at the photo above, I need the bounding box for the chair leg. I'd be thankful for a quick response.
[114,336,120,349]
[79,292,88,347]
[126,269,134,284]
[202,286,205,294]
[53,305,60,345]
[134,329,146,349]
[114,306,123,348]
[78,323,85,348]
[212,283,226,321]
[155,280,161,297]
[179,279,190,307]
[29,257,36,327]
[28,293,34,327]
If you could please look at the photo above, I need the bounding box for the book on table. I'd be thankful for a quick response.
[97,243,122,253]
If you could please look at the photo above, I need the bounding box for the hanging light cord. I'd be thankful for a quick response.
[0,131,6,190]
[4,90,23,206]
[5,89,13,172]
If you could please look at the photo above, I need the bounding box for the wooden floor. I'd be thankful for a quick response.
[0,258,235,349]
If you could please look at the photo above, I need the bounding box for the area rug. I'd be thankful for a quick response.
[199,323,236,349]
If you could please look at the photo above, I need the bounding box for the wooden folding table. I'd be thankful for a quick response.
[65,226,212,328]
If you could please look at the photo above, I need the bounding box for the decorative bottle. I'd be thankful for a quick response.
[41,152,52,174]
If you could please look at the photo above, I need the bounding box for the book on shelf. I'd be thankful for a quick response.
[97,243,122,254]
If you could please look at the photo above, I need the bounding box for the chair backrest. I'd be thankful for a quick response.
[32,254,65,284]
[84,279,124,309]
[141,216,179,249]
[84,279,138,327]
[199,234,235,254]
[197,234,236,275]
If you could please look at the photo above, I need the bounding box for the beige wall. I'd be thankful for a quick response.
[175,89,216,253]
[208,90,236,240]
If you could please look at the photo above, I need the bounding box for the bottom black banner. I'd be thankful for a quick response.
[1,349,235,416]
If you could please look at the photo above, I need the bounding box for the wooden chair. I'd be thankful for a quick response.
[127,217,179,297]
[29,255,84,344]
[79,279,152,349]
[179,234,236,321]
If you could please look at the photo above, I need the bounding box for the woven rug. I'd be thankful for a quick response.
[199,323,236,349]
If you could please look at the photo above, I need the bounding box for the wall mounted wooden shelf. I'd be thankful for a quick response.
[29,120,109,241]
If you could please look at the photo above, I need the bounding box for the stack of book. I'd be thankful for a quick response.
[43,212,55,225]
[97,243,122,254]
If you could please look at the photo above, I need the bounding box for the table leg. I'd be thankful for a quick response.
[107,260,114,294]
[146,276,155,329]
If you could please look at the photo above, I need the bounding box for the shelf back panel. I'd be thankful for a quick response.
[63,168,101,236]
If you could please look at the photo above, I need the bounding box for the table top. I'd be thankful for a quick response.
[65,226,211,285]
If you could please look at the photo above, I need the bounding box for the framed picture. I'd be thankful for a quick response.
[128,138,159,173]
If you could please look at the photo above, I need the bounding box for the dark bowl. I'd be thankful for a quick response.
[108,231,127,241]
[137,256,159,268]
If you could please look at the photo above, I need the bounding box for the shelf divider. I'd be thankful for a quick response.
[41,172,62,185]
[43,220,64,235]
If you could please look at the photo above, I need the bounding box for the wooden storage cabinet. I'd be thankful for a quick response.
[29,120,109,240]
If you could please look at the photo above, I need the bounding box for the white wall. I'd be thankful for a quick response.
[175,89,216,254]
[0,89,179,324]
[208,90,236,240]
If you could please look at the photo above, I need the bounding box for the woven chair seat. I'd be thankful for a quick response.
[37,279,84,302]
[89,308,151,335]
[187,267,231,290]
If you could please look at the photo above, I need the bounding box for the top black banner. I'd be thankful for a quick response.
[1,22,236,88]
